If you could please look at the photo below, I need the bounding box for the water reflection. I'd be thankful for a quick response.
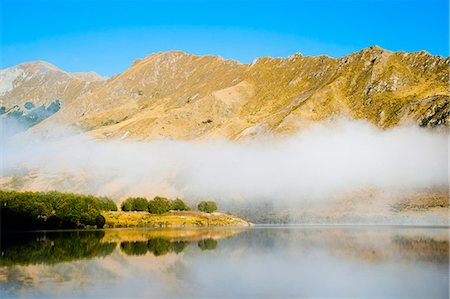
[120,241,150,256]
[0,231,116,266]
[1,228,238,263]
[0,227,448,298]
[198,238,218,250]
[120,239,192,256]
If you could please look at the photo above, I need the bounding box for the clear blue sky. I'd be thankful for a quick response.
[1,0,448,76]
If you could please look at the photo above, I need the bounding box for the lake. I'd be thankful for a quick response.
[0,226,448,298]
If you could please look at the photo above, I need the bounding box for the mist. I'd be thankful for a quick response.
[0,119,448,207]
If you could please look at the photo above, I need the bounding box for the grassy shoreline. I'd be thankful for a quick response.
[103,210,253,228]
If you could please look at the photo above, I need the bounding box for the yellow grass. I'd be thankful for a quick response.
[102,210,253,229]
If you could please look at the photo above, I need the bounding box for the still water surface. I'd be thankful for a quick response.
[0,226,448,298]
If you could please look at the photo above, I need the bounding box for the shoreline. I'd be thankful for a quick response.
[2,223,448,235]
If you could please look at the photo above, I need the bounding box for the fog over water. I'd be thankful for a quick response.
[0,227,448,299]
[1,119,447,206]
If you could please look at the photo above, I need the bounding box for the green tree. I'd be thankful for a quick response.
[131,197,149,211]
[197,201,218,213]
[121,197,148,211]
[97,197,118,211]
[121,200,132,211]
[148,196,173,214]
[172,198,190,211]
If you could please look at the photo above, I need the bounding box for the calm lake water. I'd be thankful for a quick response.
[0,226,448,299]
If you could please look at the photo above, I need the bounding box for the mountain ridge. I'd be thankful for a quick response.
[1,46,449,140]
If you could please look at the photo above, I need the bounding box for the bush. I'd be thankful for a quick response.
[197,201,218,213]
[148,196,173,214]
[121,197,148,211]
[172,198,190,211]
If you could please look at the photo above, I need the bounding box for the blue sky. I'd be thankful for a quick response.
[1,0,448,76]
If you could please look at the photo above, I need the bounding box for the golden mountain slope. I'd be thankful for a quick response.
[3,47,449,140]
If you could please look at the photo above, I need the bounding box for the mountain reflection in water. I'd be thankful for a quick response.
[0,227,448,299]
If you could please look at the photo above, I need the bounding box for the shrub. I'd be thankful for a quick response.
[172,198,190,211]
[197,201,218,213]
[148,196,173,214]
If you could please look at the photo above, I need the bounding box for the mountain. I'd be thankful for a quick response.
[0,61,106,109]
[1,47,449,140]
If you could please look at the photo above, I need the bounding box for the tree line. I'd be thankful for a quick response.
[0,190,220,231]
[121,196,218,214]
[0,190,117,231]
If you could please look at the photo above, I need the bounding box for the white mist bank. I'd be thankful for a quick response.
[0,120,448,204]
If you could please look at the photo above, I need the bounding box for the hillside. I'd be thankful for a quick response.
[1,46,448,140]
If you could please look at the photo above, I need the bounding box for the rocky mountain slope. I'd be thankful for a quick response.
[1,46,449,140]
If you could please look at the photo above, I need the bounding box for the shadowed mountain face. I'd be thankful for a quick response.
[0,100,61,136]
[1,46,448,140]
[0,61,105,135]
